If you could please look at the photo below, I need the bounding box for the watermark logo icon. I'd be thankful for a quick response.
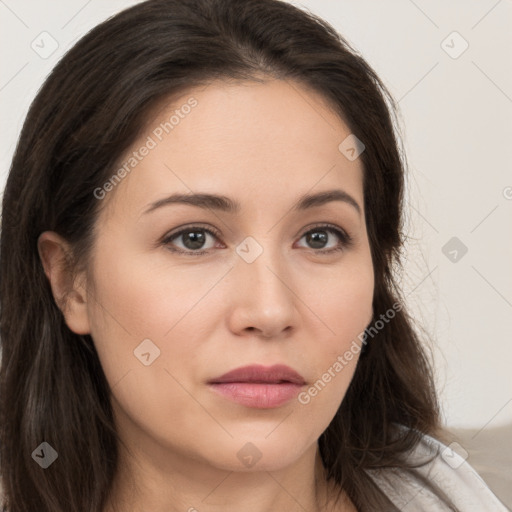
[237,442,262,468]
[31,31,59,59]
[441,442,469,469]
[236,236,263,263]
[338,134,365,161]
[32,441,58,469]
[134,338,161,366]
[441,31,469,59]
[442,236,468,263]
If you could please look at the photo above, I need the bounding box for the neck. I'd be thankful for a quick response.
[103,437,354,512]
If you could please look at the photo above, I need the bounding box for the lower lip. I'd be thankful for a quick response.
[208,382,303,408]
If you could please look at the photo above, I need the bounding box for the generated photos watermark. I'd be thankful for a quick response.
[93,96,198,200]
[298,301,403,405]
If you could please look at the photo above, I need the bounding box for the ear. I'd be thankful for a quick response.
[37,231,91,335]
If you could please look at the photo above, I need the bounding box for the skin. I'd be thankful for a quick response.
[38,78,374,512]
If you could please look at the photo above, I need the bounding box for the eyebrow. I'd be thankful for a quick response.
[142,188,361,216]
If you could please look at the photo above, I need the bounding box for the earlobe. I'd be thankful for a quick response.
[37,231,91,335]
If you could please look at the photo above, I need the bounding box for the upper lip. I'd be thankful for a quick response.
[208,364,306,385]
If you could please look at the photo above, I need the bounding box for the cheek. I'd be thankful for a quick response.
[294,257,373,416]
[89,241,214,335]
[86,246,230,386]
[85,251,228,453]
[303,257,374,343]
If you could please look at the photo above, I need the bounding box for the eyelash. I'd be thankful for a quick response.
[161,223,354,257]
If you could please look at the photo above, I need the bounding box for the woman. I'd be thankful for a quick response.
[0,0,508,510]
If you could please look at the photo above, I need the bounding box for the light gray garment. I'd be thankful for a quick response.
[367,431,510,511]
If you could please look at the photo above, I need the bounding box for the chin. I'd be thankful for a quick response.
[203,434,316,473]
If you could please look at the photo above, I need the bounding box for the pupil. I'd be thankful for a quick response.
[184,231,205,249]
[308,231,327,248]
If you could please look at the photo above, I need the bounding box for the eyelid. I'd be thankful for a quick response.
[160,223,222,254]
[161,222,353,256]
[298,222,354,252]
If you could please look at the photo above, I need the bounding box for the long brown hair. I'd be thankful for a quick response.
[1,0,443,510]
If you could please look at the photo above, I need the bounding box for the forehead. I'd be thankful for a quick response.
[101,79,364,221]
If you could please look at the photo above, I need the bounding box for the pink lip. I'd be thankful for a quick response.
[208,364,306,409]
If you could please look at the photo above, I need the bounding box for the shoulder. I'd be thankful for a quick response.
[365,427,510,511]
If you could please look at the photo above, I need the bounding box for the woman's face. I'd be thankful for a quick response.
[80,79,374,473]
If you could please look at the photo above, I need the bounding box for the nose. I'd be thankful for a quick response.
[226,244,298,339]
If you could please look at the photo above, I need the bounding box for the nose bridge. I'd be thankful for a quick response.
[230,233,297,336]
[238,234,291,299]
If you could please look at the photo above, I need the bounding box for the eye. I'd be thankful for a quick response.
[295,223,353,254]
[161,223,353,256]
[162,225,222,255]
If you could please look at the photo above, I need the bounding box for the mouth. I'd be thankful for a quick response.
[207,364,306,409]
